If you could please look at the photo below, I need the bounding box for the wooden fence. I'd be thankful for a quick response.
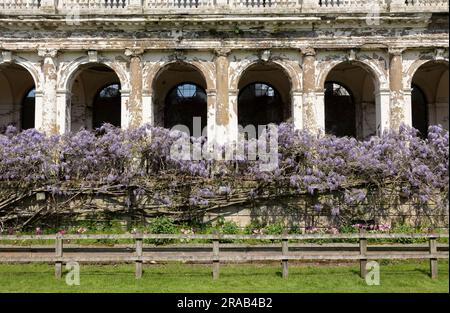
[0,231,448,280]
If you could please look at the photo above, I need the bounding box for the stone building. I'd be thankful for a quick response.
[0,0,448,144]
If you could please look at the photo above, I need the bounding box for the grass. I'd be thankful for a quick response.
[0,260,448,293]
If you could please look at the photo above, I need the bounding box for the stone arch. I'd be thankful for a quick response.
[58,56,129,92]
[234,59,295,128]
[321,60,381,139]
[145,59,216,93]
[409,59,449,132]
[317,58,387,92]
[150,61,210,135]
[0,59,40,131]
[58,58,127,132]
[230,57,301,91]
[405,58,449,90]
[0,57,41,91]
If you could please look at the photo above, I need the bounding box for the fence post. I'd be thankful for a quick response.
[135,232,143,279]
[282,234,289,279]
[212,233,220,280]
[55,234,63,279]
[359,228,367,279]
[429,235,438,279]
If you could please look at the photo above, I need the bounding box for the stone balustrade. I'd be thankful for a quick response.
[0,0,448,14]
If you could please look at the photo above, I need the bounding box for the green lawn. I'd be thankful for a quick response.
[0,261,448,293]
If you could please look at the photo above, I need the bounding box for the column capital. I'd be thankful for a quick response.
[38,48,58,59]
[214,48,232,58]
[388,47,405,56]
[56,89,71,95]
[142,89,152,96]
[300,47,316,57]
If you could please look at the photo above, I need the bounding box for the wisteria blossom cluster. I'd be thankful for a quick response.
[0,123,448,218]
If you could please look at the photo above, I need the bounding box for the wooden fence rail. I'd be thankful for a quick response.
[0,232,448,280]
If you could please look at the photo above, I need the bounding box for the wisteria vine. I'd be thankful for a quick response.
[0,123,448,228]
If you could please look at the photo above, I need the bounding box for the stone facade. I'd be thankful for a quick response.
[0,0,449,144]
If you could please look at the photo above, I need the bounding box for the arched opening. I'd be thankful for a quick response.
[69,63,121,131]
[93,83,121,129]
[153,62,207,137]
[0,63,35,133]
[164,83,207,135]
[238,82,284,127]
[324,82,355,137]
[411,84,428,137]
[21,88,36,130]
[411,61,449,133]
[324,62,377,139]
[237,62,291,129]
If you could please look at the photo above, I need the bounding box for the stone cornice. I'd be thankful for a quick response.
[1,38,448,53]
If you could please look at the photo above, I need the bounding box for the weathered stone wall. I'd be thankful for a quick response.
[0,2,449,142]
[3,189,448,231]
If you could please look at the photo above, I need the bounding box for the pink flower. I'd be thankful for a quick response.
[57,230,65,235]
[35,227,42,235]
[328,227,339,235]
[377,224,391,232]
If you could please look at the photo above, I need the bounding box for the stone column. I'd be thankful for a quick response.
[292,90,303,130]
[389,47,409,130]
[120,90,130,129]
[142,90,153,126]
[34,90,44,131]
[37,48,60,134]
[403,87,413,127]
[206,89,217,145]
[214,48,233,145]
[228,89,239,142]
[56,90,71,134]
[375,89,391,135]
[125,48,144,129]
[301,47,322,134]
